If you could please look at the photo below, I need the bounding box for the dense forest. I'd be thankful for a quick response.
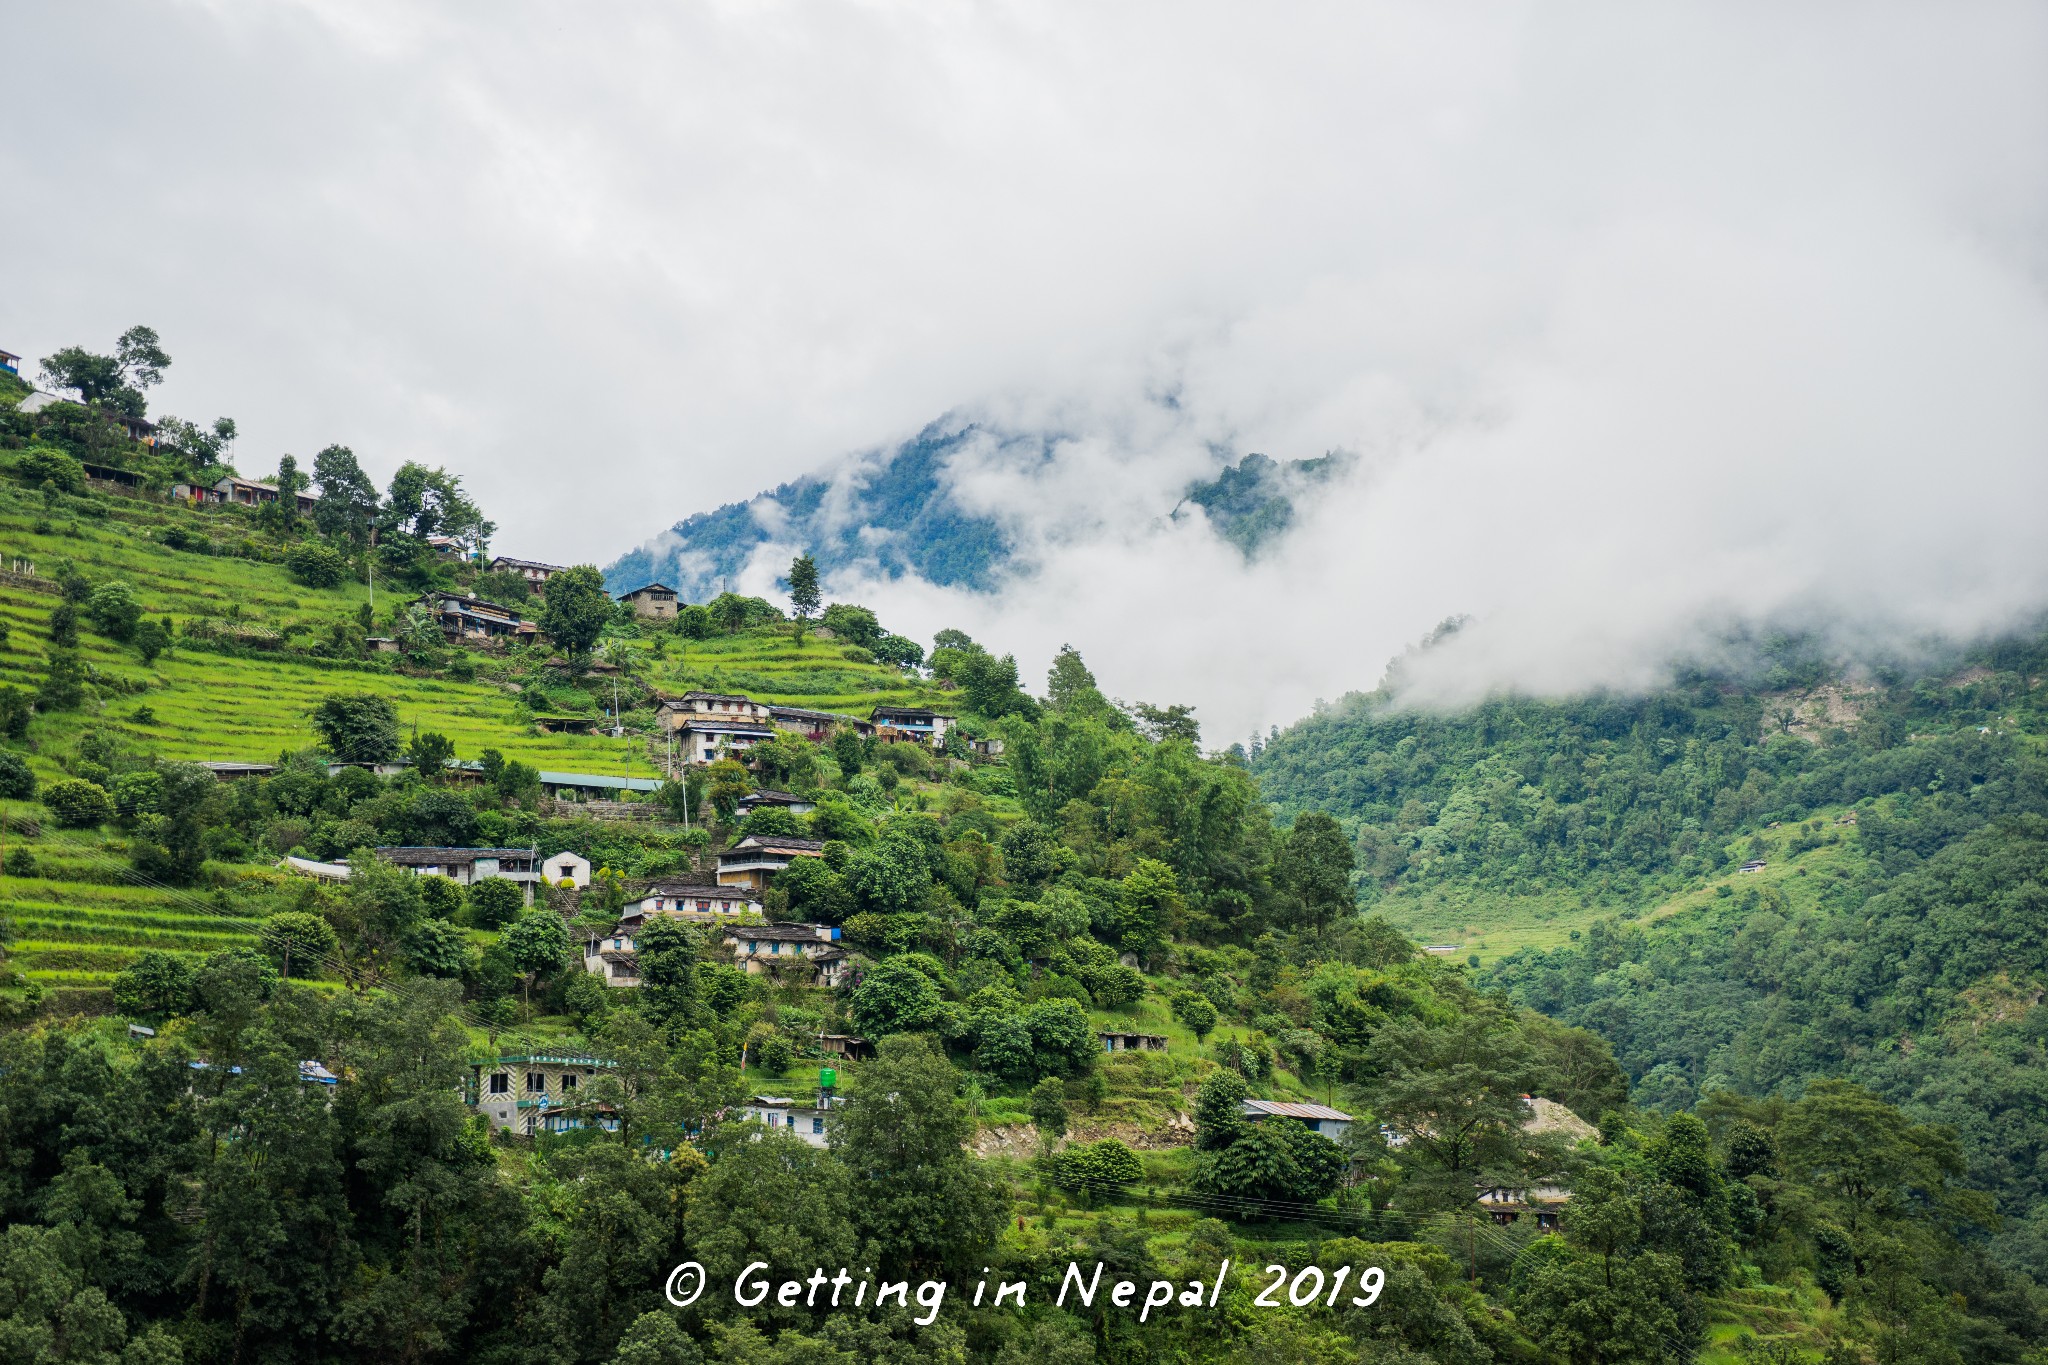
[1254,624,2048,1292]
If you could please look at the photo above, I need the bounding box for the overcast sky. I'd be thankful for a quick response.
[8,2,2046,740]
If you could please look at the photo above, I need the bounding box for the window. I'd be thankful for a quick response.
[811,1117,824,1134]
[526,1072,545,1093]
[561,1073,578,1092]
[489,1073,510,1094]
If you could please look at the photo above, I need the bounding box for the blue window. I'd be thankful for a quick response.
[811,1117,824,1134]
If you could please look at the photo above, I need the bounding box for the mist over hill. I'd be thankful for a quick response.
[604,422,1345,601]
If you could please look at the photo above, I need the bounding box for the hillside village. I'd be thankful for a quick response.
[2,332,2044,1365]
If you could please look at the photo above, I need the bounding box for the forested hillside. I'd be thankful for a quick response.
[1253,626,2048,1282]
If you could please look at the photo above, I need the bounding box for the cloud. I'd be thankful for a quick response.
[6,2,2045,739]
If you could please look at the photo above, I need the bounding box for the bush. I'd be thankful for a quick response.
[0,686,30,741]
[1046,1138,1144,1193]
[312,693,401,762]
[419,874,464,920]
[0,749,34,800]
[467,876,525,928]
[15,447,84,493]
[42,777,113,828]
[260,911,339,979]
[86,582,142,641]
[756,1035,795,1075]
[286,540,347,589]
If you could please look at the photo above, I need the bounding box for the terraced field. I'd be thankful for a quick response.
[0,467,957,1002]
[0,478,952,787]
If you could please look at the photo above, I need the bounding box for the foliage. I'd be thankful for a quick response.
[847,959,944,1037]
[42,777,113,828]
[312,692,402,762]
[467,876,525,929]
[260,911,339,978]
[287,539,347,589]
[15,446,85,493]
[0,749,35,800]
[540,564,614,656]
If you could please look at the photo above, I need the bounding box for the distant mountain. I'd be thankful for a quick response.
[604,422,1349,599]
[603,423,1014,599]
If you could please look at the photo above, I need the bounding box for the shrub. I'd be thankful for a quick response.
[86,581,142,641]
[111,769,165,821]
[260,911,339,979]
[286,539,347,589]
[0,749,35,800]
[0,686,30,742]
[1046,1138,1144,1193]
[467,876,525,928]
[756,1035,795,1075]
[311,693,401,762]
[42,777,113,828]
[419,874,465,920]
[15,447,84,493]
[2,847,36,878]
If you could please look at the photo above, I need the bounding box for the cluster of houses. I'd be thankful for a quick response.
[655,689,977,765]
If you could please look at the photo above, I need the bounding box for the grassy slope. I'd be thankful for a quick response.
[0,473,950,994]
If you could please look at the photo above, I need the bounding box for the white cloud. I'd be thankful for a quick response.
[5,2,2044,738]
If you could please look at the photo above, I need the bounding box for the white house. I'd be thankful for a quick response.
[741,1093,844,1149]
[543,851,592,888]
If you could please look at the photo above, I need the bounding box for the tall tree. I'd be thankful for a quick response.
[787,554,820,622]
[38,325,170,415]
[541,565,614,656]
[1369,1013,1547,1213]
[1276,811,1356,934]
[312,445,382,548]
[830,1035,1007,1278]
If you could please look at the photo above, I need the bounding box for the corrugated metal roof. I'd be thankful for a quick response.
[537,771,662,793]
[1242,1099,1353,1123]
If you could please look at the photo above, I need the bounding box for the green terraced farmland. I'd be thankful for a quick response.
[0,465,962,1004]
